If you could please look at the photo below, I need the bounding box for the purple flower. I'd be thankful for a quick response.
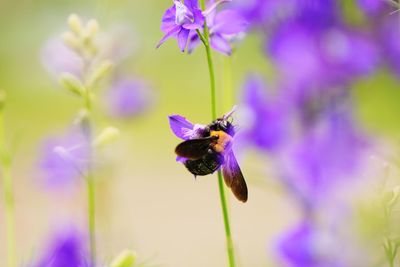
[157,0,205,52]
[41,37,83,79]
[33,227,90,267]
[188,2,248,55]
[378,16,400,77]
[268,21,378,88]
[41,24,134,80]
[281,111,367,201]
[106,78,154,119]
[168,114,209,140]
[39,129,89,189]
[357,0,390,16]
[278,221,339,267]
[238,75,289,151]
[234,0,298,29]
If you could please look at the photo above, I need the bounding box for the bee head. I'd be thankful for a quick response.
[209,118,235,136]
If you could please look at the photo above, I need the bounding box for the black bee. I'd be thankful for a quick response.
[174,112,248,202]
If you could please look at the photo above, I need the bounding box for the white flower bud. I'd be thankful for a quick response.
[86,19,99,38]
[68,13,83,35]
[62,32,80,50]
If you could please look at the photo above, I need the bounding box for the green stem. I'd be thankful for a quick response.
[0,105,16,267]
[83,88,96,265]
[87,172,96,265]
[217,170,236,267]
[199,1,236,265]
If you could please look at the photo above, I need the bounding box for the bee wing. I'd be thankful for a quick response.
[222,151,248,202]
[175,136,218,160]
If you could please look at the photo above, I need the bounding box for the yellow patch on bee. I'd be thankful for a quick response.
[210,130,233,153]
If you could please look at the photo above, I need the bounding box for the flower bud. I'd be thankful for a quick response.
[59,73,85,96]
[68,14,83,35]
[110,249,137,267]
[62,32,80,50]
[87,60,113,88]
[93,127,120,147]
[86,19,99,38]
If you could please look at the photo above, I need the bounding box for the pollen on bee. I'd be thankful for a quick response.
[210,130,232,153]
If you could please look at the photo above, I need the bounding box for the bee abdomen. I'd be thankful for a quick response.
[184,152,223,176]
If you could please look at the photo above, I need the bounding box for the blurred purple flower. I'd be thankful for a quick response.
[39,129,89,188]
[234,0,338,30]
[378,16,400,77]
[278,221,339,267]
[188,2,248,55]
[41,25,134,79]
[33,227,90,267]
[268,22,378,88]
[234,0,298,29]
[106,78,154,119]
[238,75,289,151]
[357,0,390,15]
[282,111,367,201]
[41,37,83,79]
[157,0,205,52]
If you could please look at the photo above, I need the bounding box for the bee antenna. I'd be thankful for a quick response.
[223,105,237,120]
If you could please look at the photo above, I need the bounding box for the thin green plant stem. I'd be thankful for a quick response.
[83,82,96,265]
[199,1,237,265]
[86,172,96,265]
[0,102,16,267]
[217,170,236,267]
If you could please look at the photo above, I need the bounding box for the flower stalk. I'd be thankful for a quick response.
[58,14,113,265]
[0,92,16,267]
[199,1,236,266]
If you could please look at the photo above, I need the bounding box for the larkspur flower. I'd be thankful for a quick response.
[234,0,298,30]
[188,1,248,55]
[357,0,391,15]
[277,221,339,267]
[39,128,90,188]
[33,227,90,267]
[41,37,84,79]
[41,19,132,80]
[268,17,378,89]
[282,110,367,203]
[157,0,205,52]
[168,114,207,162]
[106,77,154,119]
[238,75,289,151]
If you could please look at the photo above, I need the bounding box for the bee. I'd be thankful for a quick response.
[174,110,248,202]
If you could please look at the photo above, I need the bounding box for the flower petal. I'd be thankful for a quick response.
[188,32,201,53]
[156,25,181,49]
[178,28,190,52]
[213,10,248,35]
[185,0,199,10]
[168,115,194,140]
[161,5,177,32]
[210,34,232,55]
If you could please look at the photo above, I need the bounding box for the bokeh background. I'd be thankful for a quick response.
[1,0,400,266]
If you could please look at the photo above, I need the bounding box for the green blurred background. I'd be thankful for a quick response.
[0,0,399,266]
